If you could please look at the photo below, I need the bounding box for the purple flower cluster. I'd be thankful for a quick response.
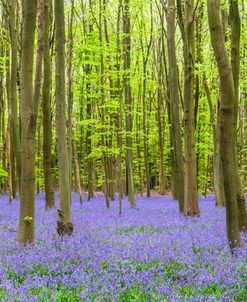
[0,193,247,301]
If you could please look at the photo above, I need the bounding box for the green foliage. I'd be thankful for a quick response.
[5,255,247,301]
[0,168,8,185]
[7,267,26,285]
[0,0,246,195]
[118,283,156,302]
[24,216,33,223]
[0,288,6,300]
[115,225,163,235]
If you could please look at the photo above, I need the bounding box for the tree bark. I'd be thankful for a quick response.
[72,135,83,204]
[177,0,199,216]
[9,0,21,192]
[55,0,73,236]
[207,0,242,248]
[17,0,38,244]
[43,0,54,209]
[157,55,166,195]
[203,74,225,207]
[67,0,74,196]
[164,0,184,211]
[228,0,247,231]
[123,0,136,208]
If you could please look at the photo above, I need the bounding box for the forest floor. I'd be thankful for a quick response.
[0,193,247,301]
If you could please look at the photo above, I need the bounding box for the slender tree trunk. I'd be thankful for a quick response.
[228,0,247,231]
[244,104,247,190]
[4,28,16,200]
[161,20,176,196]
[36,121,41,193]
[155,32,166,195]
[17,0,39,244]
[55,0,73,236]
[136,93,143,195]
[7,120,14,202]
[67,0,74,195]
[86,102,94,201]
[98,0,110,208]
[177,0,199,216]
[117,89,123,214]
[207,0,242,249]
[0,33,6,190]
[157,76,166,195]
[43,0,54,209]
[141,60,151,197]
[203,74,225,207]
[139,3,153,197]
[164,0,184,211]
[9,0,21,192]
[215,119,226,207]
[123,0,135,208]
[85,2,95,201]
[142,63,151,198]
[103,0,116,201]
[72,135,83,204]
[117,0,124,210]
[183,0,199,216]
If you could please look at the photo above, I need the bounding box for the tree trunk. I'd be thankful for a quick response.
[203,73,225,207]
[17,0,38,244]
[0,33,6,191]
[72,136,83,204]
[116,0,123,212]
[103,0,116,201]
[215,105,226,207]
[36,120,41,193]
[43,0,54,209]
[164,0,184,211]
[67,0,74,196]
[177,0,199,216]
[154,33,166,195]
[157,64,166,195]
[207,0,242,249]
[86,105,94,201]
[228,0,247,231]
[55,0,73,236]
[123,0,136,208]
[9,0,21,192]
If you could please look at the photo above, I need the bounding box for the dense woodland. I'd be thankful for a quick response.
[0,0,246,251]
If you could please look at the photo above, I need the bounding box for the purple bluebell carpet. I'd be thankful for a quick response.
[0,193,246,301]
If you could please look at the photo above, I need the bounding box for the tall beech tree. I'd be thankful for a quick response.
[139,3,153,198]
[43,0,54,209]
[4,37,15,201]
[156,35,166,196]
[67,0,75,197]
[9,0,21,193]
[228,0,247,231]
[123,0,136,208]
[0,10,6,191]
[207,0,242,248]
[85,0,95,201]
[18,0,42,243]
[203,71,226,207]
[55,0,73,236]
[116,0,123,213]
[163,0,184,212]
[99,0,110,208]
[177,0,199,216]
